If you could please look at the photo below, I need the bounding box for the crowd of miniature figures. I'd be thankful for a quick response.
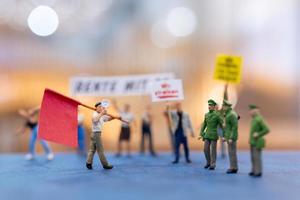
[19,95,269,178]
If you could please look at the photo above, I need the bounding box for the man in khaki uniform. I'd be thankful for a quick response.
[223,100,239,174]
[199,99,223,170]
[86,101,121,170]
[249,104,270,177]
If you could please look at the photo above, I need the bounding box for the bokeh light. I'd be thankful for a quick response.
[27,5,59,36]
[166,6,197,37]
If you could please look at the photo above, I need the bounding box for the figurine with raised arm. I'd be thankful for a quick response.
[86,100,121,170]
[17,107,54,161]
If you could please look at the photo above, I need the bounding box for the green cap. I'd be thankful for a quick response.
[208,99,217,106]
[223,100,232,107]
[249,104,259,110]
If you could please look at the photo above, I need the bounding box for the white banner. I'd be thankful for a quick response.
[151,79,184,102]
[70,73,175,96]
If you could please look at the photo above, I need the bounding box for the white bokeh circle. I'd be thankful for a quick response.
[166,7,197,37]
[27,5,59,36]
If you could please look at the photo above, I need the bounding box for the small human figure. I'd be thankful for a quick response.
[112,100,135,157]
[17,107,54,161]
[140,105,156,156]
[86,101,121,170]
[199,99,223,170]
[215,104,226,158]
[77,113,86,155]
[248,104,270,177]
[167,102,195,164]
[222,100,239,174]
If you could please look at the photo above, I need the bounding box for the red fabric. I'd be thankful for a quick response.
[38,89,80,147]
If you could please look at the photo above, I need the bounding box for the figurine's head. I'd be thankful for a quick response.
[208,99,217,111]
[124,104,131,112]
[249,104,259,116]
[95,102,105,113]
[222,100,232,111]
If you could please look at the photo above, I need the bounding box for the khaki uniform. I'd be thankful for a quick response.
[249,114,270,174]
[200,110,223,167]
[86,131,109,166]
[204,140,217,167]
[224,108,239,170]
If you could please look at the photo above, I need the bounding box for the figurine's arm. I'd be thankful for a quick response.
[229,114,238,139]
[257,119,270,138]
[186,115,195,137]
[166,103,175,131]
[102,112,129,124]
[18,109,29,119]
[199,116,207,139]
[104,115,121,122]
[29,106,40,115]
[92,111,107,122]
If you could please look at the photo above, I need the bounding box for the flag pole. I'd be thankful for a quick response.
[44,88,129,124]
[79,102,129,124]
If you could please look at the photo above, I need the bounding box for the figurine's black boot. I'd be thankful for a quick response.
[103,164,114,170]
[86,163,93,170]
[226,169,238,174]
[248,172,254,176]
[204,164,210,169]
[209,165,216,170]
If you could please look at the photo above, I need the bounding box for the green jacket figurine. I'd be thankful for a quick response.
[249,111,270,149]
[200,101,223,141]
[223,103,238,141]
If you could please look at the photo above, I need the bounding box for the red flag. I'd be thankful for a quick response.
[38,89,81,147]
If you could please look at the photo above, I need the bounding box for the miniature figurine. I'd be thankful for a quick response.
[77,113,86,155]
[215,104,226,158]
[248,104,270,177]
[17,107,54,160]
[222,100,239,174]
[86,101,121,170]
[112,100,135,157]
[199,99,223,170]
[140,105,156,156]
[167,102,195,164]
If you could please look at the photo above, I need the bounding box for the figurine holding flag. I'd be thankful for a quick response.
[86,100,122,170]
[38,89,128,170]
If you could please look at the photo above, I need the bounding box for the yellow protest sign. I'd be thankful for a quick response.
[213,54,242,84]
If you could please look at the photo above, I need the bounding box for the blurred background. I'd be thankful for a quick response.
[0,0,299,153]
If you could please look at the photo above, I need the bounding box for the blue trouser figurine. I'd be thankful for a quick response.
[77,125,86,154]
[26,125,53,160]
[174,128,190,163]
